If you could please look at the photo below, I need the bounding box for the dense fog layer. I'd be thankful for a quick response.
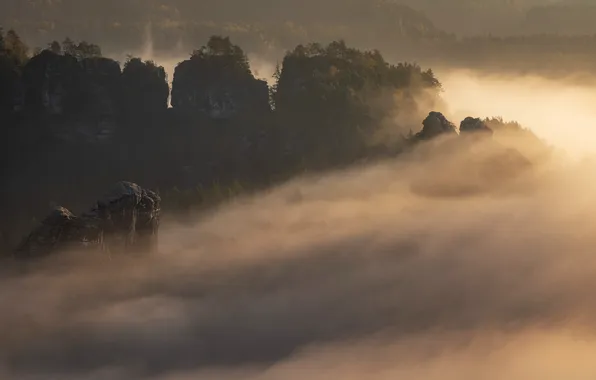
[2,133,596,379]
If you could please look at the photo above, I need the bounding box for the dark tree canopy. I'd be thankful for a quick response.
[274,40,441,114]
[0,29,27,113]
[62,37,102,59]
[0,29,29,66]
[271,40,443,168]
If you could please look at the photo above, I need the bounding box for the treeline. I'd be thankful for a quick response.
[0,29,447,254]
[6,0,596,77]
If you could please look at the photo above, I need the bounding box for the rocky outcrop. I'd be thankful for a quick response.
[82,181,161,254]
[21,50,79,115]
[414,111,457,140]
[21,51,119,117]
[19,50,121,142]
[119,58,170,115]
[410,113,534,197]
[172,61,269,118]
[78,57,121,118]
[14,207,90,259]
[459,116,493,137]
[14,181,160,259]
[171,39,270,119]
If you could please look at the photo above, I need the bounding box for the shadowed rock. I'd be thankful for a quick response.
[171,36,269,119]
[14,207,88,259]
[82,181,161,255]
[22,50,120,116]
[410,114,534,198]
[459,116,494,137]
[21,50,78,115]
[14,181,160,259]
[415,111,457,140]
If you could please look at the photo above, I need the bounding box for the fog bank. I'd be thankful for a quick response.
[2,140,596,379]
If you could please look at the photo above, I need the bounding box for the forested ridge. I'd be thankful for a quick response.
[0,28,546,255]
[5,0,596,73]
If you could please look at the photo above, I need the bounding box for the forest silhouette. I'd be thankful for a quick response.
[0,28,548,255]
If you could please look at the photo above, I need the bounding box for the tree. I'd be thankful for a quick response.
[190,35,251,75]
[1,29,29,66]
[48,41,62,54]
[272,40,443,169]
[0,29,27,115]
[62,37,102,59]
[62,37,75,55]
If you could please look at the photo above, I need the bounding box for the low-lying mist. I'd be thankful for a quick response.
[3,134,596,379]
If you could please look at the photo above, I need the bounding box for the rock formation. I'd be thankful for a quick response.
[21,50,78,115]
[82,181,161,254]
[171,37,270,119]
[414,111,457,140]
[119,57,170,115]
[14,206,89,259]
[14,181,160,259]
[459,116,494,137]
[410,113,533,197]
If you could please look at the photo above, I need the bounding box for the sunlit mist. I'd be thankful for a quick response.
[440,69,596,159]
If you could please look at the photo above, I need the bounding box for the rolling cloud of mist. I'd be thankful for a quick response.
[3,139,596,379]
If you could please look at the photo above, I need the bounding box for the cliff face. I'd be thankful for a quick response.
[21,50,77,115]
[78,56,121,118]
[22,51,120,117]
[119,58,170,115]
[171,46,270,119]
[17,51,122,143]
[15,181,161,259]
